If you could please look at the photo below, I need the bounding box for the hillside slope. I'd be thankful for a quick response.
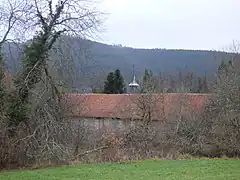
[2,37,230,89]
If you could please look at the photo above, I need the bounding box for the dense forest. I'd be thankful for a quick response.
[2,36,233,93]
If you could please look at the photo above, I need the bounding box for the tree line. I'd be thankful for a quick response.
[99,68,211,94]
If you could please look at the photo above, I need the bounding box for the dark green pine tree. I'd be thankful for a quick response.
[103,72,115,94]
[113,69,126,94]
[103,69,126,94]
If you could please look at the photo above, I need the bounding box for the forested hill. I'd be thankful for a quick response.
[2,36,231,89]
[87,40,228,75]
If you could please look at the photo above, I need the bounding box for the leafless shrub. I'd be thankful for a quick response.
[122,122,157,158]
[120,92,210,159]
[0,94,86,169]
[120,93,163,159]
[159,43,240,158]
[198,47,240,157]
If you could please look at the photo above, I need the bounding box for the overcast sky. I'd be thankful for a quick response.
[98,0,240,50]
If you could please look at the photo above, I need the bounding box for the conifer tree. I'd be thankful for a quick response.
[103,69,126,94]
[104,72,115,94]
[114,69,125,94]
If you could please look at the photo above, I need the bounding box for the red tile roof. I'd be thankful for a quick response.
[63,93,210,120]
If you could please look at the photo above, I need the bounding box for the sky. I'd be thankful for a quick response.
[98,0,240,50]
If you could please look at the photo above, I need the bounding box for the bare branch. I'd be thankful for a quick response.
[76,145,108,158]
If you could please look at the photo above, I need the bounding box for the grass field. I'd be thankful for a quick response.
[0,159,240,180]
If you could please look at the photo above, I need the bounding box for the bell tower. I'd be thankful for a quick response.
[128,65,140,93]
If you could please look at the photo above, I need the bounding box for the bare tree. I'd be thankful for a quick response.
[0,0,29,78]
[49,35,99,93]
[201,42,240,157]
[122,69,167,158]
[7,0,103,126]
[0,0,28,45]
[0,0,105,169]
[23,0,102,38]
[22,0,103,157]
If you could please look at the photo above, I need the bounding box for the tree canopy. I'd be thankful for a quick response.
[103,69,126,94]
[141,69,156,93]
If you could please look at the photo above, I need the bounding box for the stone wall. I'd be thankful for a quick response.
[69,117,167,136]
[70,117,138,133]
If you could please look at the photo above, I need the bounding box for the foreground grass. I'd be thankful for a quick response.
[0,159,240,180]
